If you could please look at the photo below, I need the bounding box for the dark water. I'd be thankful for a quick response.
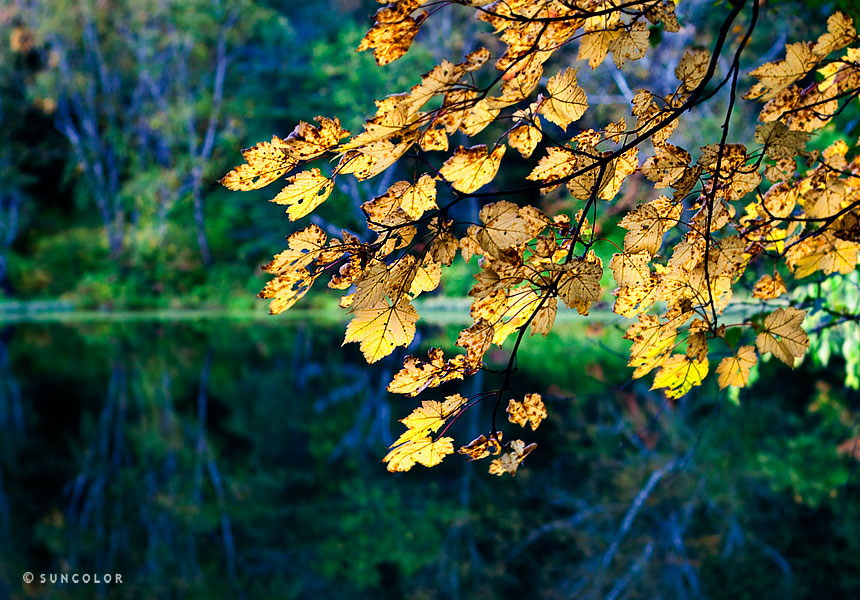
[0,317,858,599]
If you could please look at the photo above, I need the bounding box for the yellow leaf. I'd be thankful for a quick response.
[383,436,454,472]
[557,259,602,308]
[343,299,419,363]
[271,169,333,220]
[458,432,503,461]
[619,203,667,255]
[439,144,506,193]
[675,49,710,92]
[755,307,809,366]
[263,224,328,274]
[746,42,820,102]
[506,393,547,430]
[488,439,537,476]
[610,21,649,68]
[530,297,557,337]
[752,273,787,299]
[508,122,542,158]
[812,12,855,56]
[651,354,709,399]
[357,5,422,66]
[625,314,678,378]
[610,252,651,288]
[395,175,438,219]
[409,260,442,297]
[640,144,691,188]
[527,147,577,189]
[716,345,757,388]
[388,348,468,396]
[221,136,296,191]
[539,68,588,129]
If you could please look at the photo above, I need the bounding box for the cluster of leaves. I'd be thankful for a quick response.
[223,0,860,474]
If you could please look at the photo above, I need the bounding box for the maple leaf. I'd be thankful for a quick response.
[508,121,542,158]
[746,42,820,102]
[539,68,588,129]
[459,432,503,461]
[651,354,709,399]
[383,436,455,472]
[557,259,602,308]
[675,49,710,93]
[221,136,296,191]
[343,299,419,363]
[716,345,757,389]
[358,4,423,66]
[439,145,506,193]
[388,348,468,396]
[755,122,810,161]
[812,12,856,56]
[752,273,787,299]
[489,440,537,476]
[755,307,810,366]
[610,252,651,288]
[641,144,691,189]
[271,169,334,220]
[506,393,547,430]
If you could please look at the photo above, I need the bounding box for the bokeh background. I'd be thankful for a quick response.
[1,0,860,598]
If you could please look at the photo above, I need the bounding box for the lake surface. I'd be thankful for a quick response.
[0,316,857,599]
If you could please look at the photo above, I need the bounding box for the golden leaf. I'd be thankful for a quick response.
[221,136,296,191]
[619,203,666,255]
[675,49,710,92]
[752,273,787,299]
[539,68,588,129]
[343,299,419,363]
[755,307,809,366]
[812,12,855,56]
[558,259,602,308]
[508,122,542,158]
[489,439,537,476]
[641,144,691,188]
[625,314,678,378]
[439,144,506,193]
[383,436,454,472]
[755,121,810,161]
[459,432,503,461]
[410,260,442,297]
[610,252,651,288]
[506,393,547,430]
[357,5,423,66]
[527,147,577,190]
[271,169,333,221]
[610,21,649,68]
[746,42,820,102]
[263,224,328,275]
[388,349,469,396]
[530,297,557,337]
[716,345,757,389]
[651,354,708,399]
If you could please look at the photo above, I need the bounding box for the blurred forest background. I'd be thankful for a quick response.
[1,0,860,598]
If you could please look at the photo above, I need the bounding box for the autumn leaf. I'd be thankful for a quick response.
[506,393,547,430]
[383,436,455,472]
[539,68,588,129]
[651,354,709,399]
[221,136,296,191]
[439,144,506,193]
[343,299,419,363]
[272,169,334,220]
[716,345,757,388]
[755,307,810,366]
[489,440,537,476]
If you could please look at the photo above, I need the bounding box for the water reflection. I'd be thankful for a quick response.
[0,318,857,599]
